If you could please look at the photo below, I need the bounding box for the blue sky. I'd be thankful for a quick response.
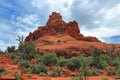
[0,0,120,51]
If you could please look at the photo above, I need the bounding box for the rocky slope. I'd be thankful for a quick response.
[26,12,120,57]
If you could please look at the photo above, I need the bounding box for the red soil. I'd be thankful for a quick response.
[88,76,115,80]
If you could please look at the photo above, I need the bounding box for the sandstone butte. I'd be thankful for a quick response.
[26,12,120,58]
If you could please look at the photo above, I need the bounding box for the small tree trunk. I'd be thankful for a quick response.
[85,75,87,80]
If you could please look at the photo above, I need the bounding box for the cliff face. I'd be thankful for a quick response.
[25,12,100,42]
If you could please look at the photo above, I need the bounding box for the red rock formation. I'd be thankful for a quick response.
[46,12,65,26]
[25,12,100,42]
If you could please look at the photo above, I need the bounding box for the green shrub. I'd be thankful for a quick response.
[91,48,101,68]
[89,68,99,76]
[83,69,95,76]
[17,35,36,60]
[31,64,47,74]
[43,53,58,66]
[57,57,67,67]
[106,55,120,67]
[91,48,107,69]
[35,53,43,62]
[0,49,4,54]
[27,70,32,77]
[7,52,19,59]
[7,46,16,53]
[0,68,9,75]
[44,41,54,45]
[116,65,120,78]
[102,77,109,80]
[14,72,22,80]
[39,72,47,76]
[19,60,30,69]
[117,65,120,77]
[71,77,82,80]
[49,67,61,77]
[99,60,108,70]
[13,56,21,64]
[107,68,116,76]
[100,54,112,65]
[79,57,91,80]
[110,57,120,67]
[66,57,80,71]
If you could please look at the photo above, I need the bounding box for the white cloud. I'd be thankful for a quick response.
[93,21,101,24]
[11,14,41,36]
[31,0,73,22]
[0,22,17,51]
[104,3,120,20]
[13,14,40,27]
[0,40,6,51]
[81,26,120,42]
[79,3,120,42]
[47,0,73,21]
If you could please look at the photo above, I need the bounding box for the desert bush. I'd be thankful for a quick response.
[107,68,116,76]
[110,60,119,67]
[49,67,61,77]
[71,77,82,80]
[91,48,107,69]
[0,49,4,54]
[77,55,84,60]
[19,60,30,69]
[39,72,47,76]
[79,57,90,80]
[31,64,47,74]
[117,65,120,76]
[99,60,108,70]
[17,35,36,60]
[13,56,22,64]
[27,70,32,77]
[7,52,19,59]
[14,72,22,80]
[110,56,120,67]
[44,41,54,45]
[89,68,99,76]
[91,48,101,67]
[35,52,43,62]
[0,68,9,75]
[102,77,109,80]
[7,46,16,53]
[57,56,67,67]
[100,54,112,65]
[113,65,120,79]
[66,57,80,71]
[42,53,58,66]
